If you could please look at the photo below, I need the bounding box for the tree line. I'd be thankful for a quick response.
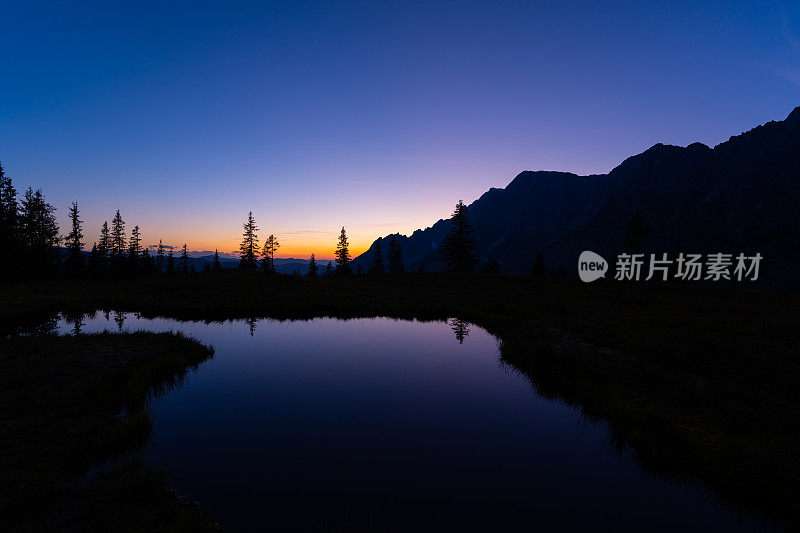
[1,160,552,281]
[0,162,225,281]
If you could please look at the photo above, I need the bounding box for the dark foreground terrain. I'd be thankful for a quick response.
[0,332,218,530]
[1,272,798,529]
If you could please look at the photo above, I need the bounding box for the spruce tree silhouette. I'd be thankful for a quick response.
[180,243,189,275]
[128,225,142,277]
[19,187,59,279]
[369,239,385,274]
[63,202,84,279]
[307,253,318,277]
[0,163,19,280]
[440,200,478,272]
[109,210,125,278]
[110,210,125,257]
[212,249,222,272]
[239,211,259,269]
[449,318,470,344]
[388,235,404,273]
[334,227,351,275]
[261,234,280,273]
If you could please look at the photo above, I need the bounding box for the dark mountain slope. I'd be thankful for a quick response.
[354,106,800,286]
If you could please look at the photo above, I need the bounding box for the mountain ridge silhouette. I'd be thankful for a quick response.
[354,106,800,287]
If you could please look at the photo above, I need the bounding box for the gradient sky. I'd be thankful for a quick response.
[2,1,799,258]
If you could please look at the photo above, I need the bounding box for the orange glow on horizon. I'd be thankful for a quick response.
[166,238,374,261]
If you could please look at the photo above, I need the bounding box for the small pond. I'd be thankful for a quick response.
[55,313,760,531]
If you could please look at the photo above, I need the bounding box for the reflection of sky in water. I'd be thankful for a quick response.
[55,313,760,531]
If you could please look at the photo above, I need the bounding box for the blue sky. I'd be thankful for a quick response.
[1,1,798,256]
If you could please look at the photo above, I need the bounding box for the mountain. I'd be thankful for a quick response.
[354,107,800,287]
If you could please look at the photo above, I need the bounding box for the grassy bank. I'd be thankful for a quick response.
[1,272,799,527]
[0,331,218,530]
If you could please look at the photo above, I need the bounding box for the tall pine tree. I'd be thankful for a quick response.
[63,202,84,278]
[440,200,479,272]
[334,227,351,275]
[180,243,189,275]
[110,210,125,257]
[212,249,222,272]
[307,253,318,277]
[0,162,18,279]
[128,225,142,277]
[19,187,60,278]
[109,210,125,278]
[261,234,280,273]
[239,211,259,269]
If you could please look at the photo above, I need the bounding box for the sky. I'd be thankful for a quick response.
[1,1,799,258]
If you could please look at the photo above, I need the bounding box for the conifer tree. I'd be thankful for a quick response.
[110,210,125,257]
[449,318,470,344]
[440,200,479,272]
[0,162,18,279]
[128,225,142,277]
[369,239,384,274]
[334,227,351,275]
[166,250,176,277]
[63,201,85,278]
[307,253,318,277]
[109,210,125,278]
[156,239,165,275]
[388,235,404,273]
[93,221,111,279]
[212,249,222,272]
[239,211,259,269]
[261,234,280,273]
[325,261,333,276]
[99,221,111,257]
[128,225,142,259]
[19,187,59,278]
[180,243,189,275]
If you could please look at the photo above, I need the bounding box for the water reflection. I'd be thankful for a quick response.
[246,317,257,337]
[449,318,470,343]
[2,311,775,530]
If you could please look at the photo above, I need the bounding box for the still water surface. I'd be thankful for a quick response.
[57,313,759,531]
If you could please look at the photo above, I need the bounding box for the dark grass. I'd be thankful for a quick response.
[0,331,217,530]
[1,271,799,527]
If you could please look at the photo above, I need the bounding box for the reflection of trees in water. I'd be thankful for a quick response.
[449,318,470,344]
[247,317,257,337]
[114,311,125,331]
[61,311,86,335]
